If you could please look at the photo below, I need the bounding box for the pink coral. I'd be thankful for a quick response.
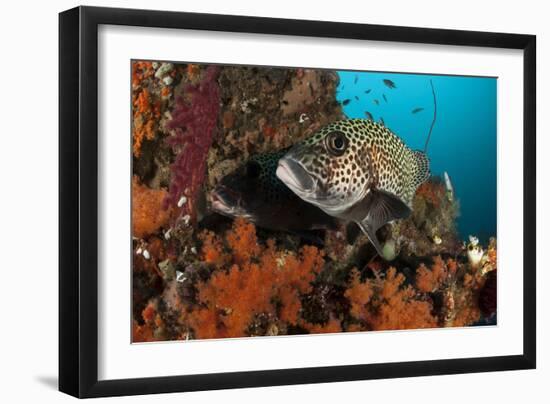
[165,66,221,218]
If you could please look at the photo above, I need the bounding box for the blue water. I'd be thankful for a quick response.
[336,71,497,241]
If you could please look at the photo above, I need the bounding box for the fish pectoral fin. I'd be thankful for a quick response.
[345,222,362,245]
[358,190,412,258]
[357,220,384,257]
[366,189,412,231]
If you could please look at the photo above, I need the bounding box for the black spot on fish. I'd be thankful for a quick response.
[374,99,380,106]
[354,75,358,84]
[412,107,424,114]
[383,79,396,89]
[342,99,351,106]
[364,111,374,120]
[364,89,371,94]
[383,94,388,102]
[354,96,359,101]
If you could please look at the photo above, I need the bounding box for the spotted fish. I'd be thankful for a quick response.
[276,119,430,257]
[211,149,337,232]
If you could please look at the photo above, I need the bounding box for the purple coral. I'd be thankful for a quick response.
[164,66,220,217]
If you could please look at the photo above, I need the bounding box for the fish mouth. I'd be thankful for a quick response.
[276,158,316,194]
[210,186,242,217]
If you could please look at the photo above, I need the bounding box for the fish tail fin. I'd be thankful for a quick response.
[412,150,430,188]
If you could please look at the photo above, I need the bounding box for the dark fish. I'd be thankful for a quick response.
[411,107,424,114]
[383,79,397,89]
[364,89,372,94]
[374,99,380,106]
[383,94,388,102]
[277,119,430,258]
[354,75,358,84]
[364,111,374,120]
[342,99,351,106]
[355,96,359,101]
[211,149,337,232]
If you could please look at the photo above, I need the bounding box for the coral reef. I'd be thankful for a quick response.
[207,66,343,188]
[130,61,498,343]
[392,178,461,258]
[131,61,176,159]
[131,61,179,190]
[132,215,497,342]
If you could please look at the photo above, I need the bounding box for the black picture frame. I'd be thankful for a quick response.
[59,6,536,398]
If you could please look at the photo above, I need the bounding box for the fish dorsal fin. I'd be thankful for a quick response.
[357,189,412,257]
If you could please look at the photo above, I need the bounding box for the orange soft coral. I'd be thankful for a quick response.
[133,321,155,342]
[132,61,154,88]
[200,230,230,267]
[133,297,158,342]
[132,87,161,157]
[225,218,261,265]
[132,176,171,238]
[142,302,156,323]
[345,267,437,331]
[344,269,373,320]
[301,317,342,334]
[413,255,484,327]
[188,218,324,339]
[415,256,454,293]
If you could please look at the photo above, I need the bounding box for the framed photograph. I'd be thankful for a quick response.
[59,6,536,398]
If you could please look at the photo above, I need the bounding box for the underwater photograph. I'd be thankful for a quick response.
[131,61,497,342]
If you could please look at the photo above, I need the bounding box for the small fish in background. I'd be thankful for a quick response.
[211,149,337,232]
[355,95,359,101]
[383,79,397,89]
[373,99,380,106]
[379,117,385,126]
[364,111,374,120]
[411,107,424,114]
[382,94,388,103]
[354,75,359,84]
[444,171,454,202]
[342,99,351,106]
[276,119,430,257]
[364,89,372,94]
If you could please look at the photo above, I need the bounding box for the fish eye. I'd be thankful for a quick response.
[246,161,262,179]
[325,131,348,156]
